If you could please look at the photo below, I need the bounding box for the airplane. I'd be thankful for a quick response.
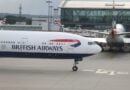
[87,0,130,52]
[89,23,130,52]
[0,30,101,71]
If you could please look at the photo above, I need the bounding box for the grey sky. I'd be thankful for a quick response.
[0,0,128,15]
[0,0,61,15]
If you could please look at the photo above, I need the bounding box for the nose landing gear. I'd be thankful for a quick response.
[72,58,82,71]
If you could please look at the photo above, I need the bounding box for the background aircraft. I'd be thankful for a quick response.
[89,23,130,51]
[88,0,130,52]
[0,30,101,71]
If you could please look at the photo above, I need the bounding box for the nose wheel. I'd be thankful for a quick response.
[72,66,78,71]
[72,59,79,71]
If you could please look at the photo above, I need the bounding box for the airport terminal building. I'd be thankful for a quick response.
[60,0,130,30]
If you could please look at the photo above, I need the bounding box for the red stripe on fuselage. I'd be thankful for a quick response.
[50,39,79,42]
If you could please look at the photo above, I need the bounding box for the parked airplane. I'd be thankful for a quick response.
[88,0,130,51]
[0,30,101,71]
[89,23,130,51]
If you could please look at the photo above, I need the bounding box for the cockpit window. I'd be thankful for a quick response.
[88,42,95,45]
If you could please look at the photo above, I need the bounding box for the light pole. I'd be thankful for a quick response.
[46,0,52,31]
[50,5,53,30]
[54,8,59,18]
[19,4,22,17]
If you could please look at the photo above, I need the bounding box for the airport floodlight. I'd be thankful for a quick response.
[46,0,52,31]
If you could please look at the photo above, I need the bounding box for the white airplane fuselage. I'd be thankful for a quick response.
[0,30,101,59]
[106,24,125,48]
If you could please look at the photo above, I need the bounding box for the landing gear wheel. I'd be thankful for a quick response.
[72,58,81,71]
[72,66,78,71]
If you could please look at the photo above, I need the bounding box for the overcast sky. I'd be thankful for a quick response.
[0,0,61,15]
[0,0,128,15]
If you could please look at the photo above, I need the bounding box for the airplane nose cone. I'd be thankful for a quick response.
[91,44,102,54]
[87,44,102,54]
[96,45,102,53]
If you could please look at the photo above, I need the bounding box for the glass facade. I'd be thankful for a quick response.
[61,8,130,29]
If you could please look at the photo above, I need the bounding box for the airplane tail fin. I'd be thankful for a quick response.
[111,0,116,38]
[111,19,116,38]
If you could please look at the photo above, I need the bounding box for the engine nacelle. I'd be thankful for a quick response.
[116,24,125,33]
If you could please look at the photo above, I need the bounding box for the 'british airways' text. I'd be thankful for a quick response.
[12,45,63,52]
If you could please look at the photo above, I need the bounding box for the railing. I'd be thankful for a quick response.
[63,28,107,38]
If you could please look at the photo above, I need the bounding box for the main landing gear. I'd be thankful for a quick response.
[72,58,82,71]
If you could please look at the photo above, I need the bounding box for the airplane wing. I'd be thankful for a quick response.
[87,37,107,50]
[89,30,109,36]
[117,32,130,36]
[87,37,107,43]
[123,38,130,44]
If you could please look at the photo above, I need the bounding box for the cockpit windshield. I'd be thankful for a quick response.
[88,42,96,45]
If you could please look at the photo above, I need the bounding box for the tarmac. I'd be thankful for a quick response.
[0,52,129,90]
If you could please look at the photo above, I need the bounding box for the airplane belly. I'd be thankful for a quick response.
[0,51,92,59]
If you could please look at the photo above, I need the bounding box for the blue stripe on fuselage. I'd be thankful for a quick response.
[0,51,93,59]
[71,42,81,47]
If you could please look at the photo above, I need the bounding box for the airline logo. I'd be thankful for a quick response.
[50,39,81,48]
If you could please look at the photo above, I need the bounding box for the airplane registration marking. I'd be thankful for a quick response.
[82,69,129,76]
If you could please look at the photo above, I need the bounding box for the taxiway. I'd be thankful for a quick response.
[0,52,129,90]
